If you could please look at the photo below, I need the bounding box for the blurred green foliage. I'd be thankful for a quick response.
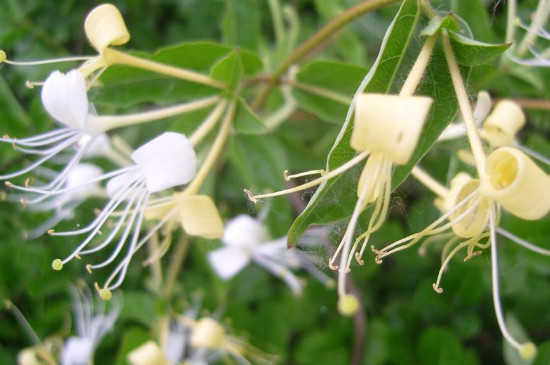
[1,0,550,365]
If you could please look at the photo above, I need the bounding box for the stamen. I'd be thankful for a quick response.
[432,235,484,293]
[418,233,454,256]
[516,144,550,167]
[283,169,325,181]
[2,54,95,66]
[498,227,550,255]
[0,136,79,180]
[489,205,535,358]
[247,151,369,201]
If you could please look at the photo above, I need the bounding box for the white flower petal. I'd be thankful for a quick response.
[222,215,269,247]
[61,337,93,365]
[41,70,88,130]
[131,132,196,193]
[208,246,251,279]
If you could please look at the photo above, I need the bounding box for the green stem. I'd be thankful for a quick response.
[250,0,402,110]
[161,235,190,298]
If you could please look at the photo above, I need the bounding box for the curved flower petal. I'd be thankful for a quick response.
[41,70,88,130]
[222,214,269,247]
[131,132,196,193]
[208,246,251,279]
[84,4,130,54]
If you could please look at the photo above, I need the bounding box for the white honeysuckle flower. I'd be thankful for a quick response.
[208,215,333,296]
[41,132,197,299]
[246,93,433,316]
[59,285,119,365]
[1,69,219,202]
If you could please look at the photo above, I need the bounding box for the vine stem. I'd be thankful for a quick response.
[250,0,401,110]
[161,235,190,298]
[441,30,486,178]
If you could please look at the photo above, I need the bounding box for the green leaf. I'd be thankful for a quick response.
[533,340,550,365]
[233,97,268,134]
[451,0,494,42]
[291,61,367,124]
[288,0,420,246]
[94,42,262,108]
[417,327,465,365]
[210,51,243,90]
[222,0,260,51]
[420,13,459,37]
[448,31,510,66]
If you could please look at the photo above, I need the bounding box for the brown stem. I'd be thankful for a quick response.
[250,0,402,111]
[493,98,550,111]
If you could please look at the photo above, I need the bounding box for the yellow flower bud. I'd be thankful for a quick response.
[190,318,226,349]
[482,100,525,147]
[127,341,170,365]
[351,93,433,165]
[451,179,490,238]
[84,4,130,54]
[482,147,550,220]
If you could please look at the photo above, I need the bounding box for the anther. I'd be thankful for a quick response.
[24,178,30,188]
[354,252,364,265]
[283,170,290,181]
[337,294,359,317]
[47,229,55,235]
[0,50,6,63]
[464,251,482,261]
[432,283,443,294]
[243,189,257,203]
[52,259,63,271]
[19,198,26,208]
[4,181,13,188]
[95,282,112,300]
[86,264,93,274]
[328,258,339,270]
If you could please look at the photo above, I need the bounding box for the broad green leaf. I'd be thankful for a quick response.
[420,13,459,37]
[451,0,494,42]
[448,31,510,66]
[288,0,420,246]
[233,97,268,134]
[210,51,243,90]
[417,327,465,365]
[222,0,260,51]
[0,75,31,134]
[94,42,262,108]
[291,61,367,124]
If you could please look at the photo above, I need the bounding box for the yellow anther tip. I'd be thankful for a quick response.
[519,342,536,360]
[99,288,112,301]
[0,50,6,63]
[52,259,63,271]
[337,294,359,317]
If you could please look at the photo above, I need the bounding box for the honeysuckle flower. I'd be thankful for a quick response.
[1,69,219,199]
[60,285,119,365]
[46,132,199,299]
[207,214,333,295]
[375,146,550,359]
[246,92,432,315]
[127,297,273,365]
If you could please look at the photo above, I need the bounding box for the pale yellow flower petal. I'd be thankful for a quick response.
[482,147,550,220]
[351,93,433,165]
[176,195,224,239]
[84,4,130,54]
[482,100,525,147]
[127,341,170,365]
